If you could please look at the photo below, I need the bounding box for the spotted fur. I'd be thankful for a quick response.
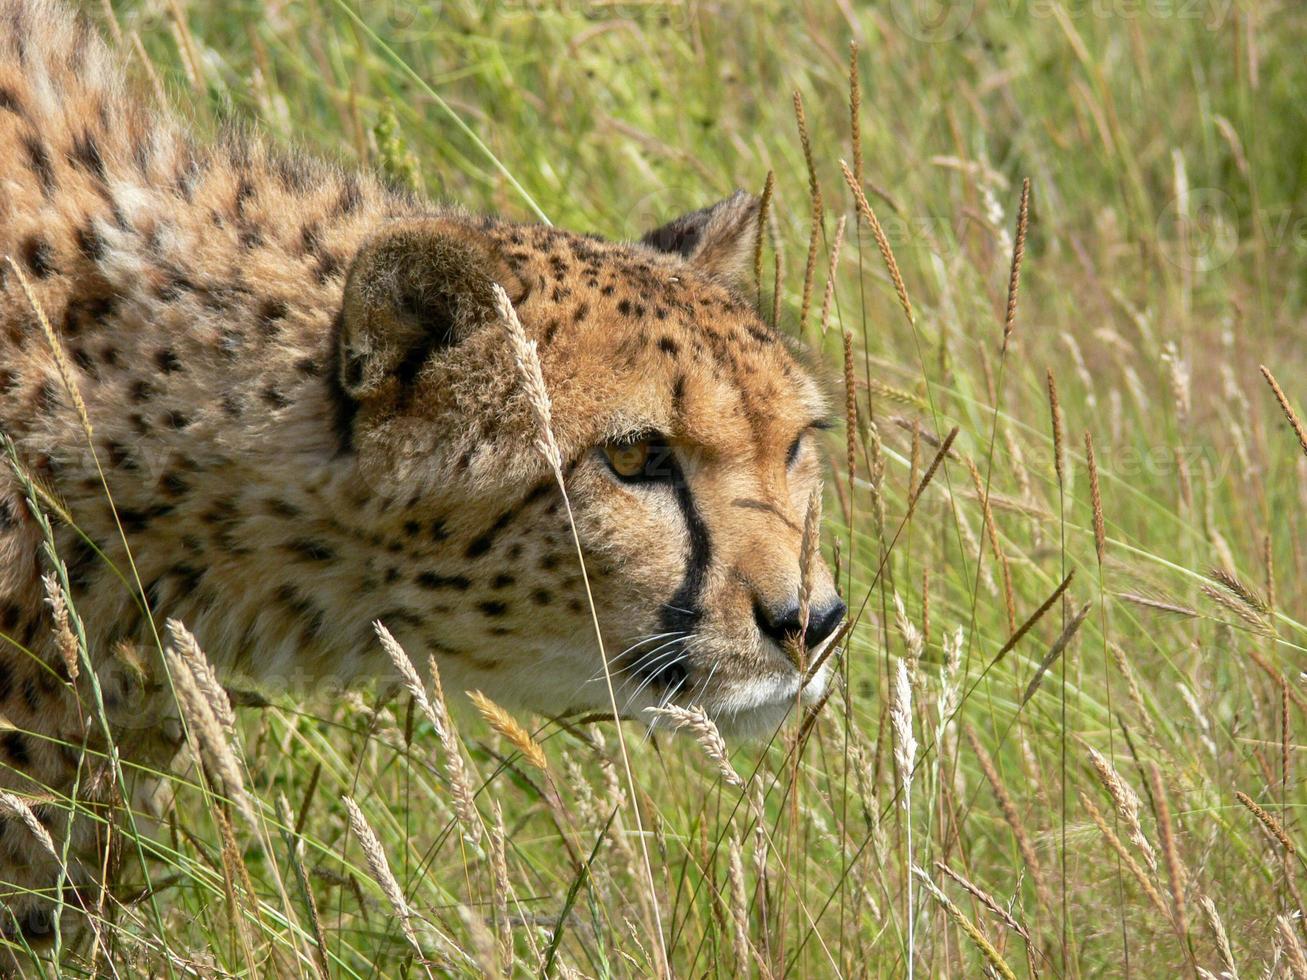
[0,0,843,950]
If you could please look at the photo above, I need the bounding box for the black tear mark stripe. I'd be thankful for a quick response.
[653,463,712,690]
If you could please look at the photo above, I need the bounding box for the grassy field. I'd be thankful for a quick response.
[21,0,1307,975]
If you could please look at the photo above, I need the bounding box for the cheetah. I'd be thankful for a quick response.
[0,0,846,953]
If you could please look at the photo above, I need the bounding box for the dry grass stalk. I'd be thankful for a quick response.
[1046,369,1065,487]
[965,455,1016,630]
[892,657,918,974]
[1021,601,1091,706]
[848,41,862,185]
[0,792,57,861]
[1078,792,1170,921]
[5,257,93,437]
[993,571,1075,667]
[1148,763,1189,938]
[966,725,1053,912]
[754,171,775,300]
[907,427,960,520]
[1234,790,1295,853]
[1085,432,1107,564]
[843,331,857,485]
[1199,584,1271,633]
[166,631,253,823]
[494,284,562,473]
[840,159,914,326]
[934,861,1030,942]
[427,656,482,845]
[891,658,917,787]
[375,624,482,842]
[1260,365,1307,459]
[489,799,512,965]
[41,572,79,682]
[1209,567,1270,615]
[166,619,234,735]
[911,866,1017,980]
[793,90,824,333]
[797,486,823,658]
[645,705,742,789]
[1265,532,1277,613]
[1108,643,1156,738]
[1247,646,1307,713]
[468,690,547,772]
[1198,895,1238,979]
[1161,341,1192,430]
[1087,748,1158,872]
[819,216,846,336]
[727,835,766,976]
[867,378,923,408]
[343,796,424,959]
[1116,591,1199,619]
[893,593,924,684]
[1001,178,1031,354]
[277,794,331,980]
[1279,914,1307,980]
[375,621,439,729]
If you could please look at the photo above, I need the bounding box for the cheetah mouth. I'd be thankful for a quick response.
[619,631,838,737]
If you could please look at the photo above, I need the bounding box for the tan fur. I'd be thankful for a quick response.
[0,0,842,950]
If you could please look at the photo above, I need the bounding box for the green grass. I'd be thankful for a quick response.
[18,0,1307,974]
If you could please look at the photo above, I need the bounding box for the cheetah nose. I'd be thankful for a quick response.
[754,597,847,652]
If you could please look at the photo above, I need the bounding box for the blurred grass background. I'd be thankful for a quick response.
[34,0,1307,975]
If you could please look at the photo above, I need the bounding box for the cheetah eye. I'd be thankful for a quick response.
[601,435,676,483]
[786,434,804,467]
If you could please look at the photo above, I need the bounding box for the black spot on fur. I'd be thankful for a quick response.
[1,733,29,766]
[416,572,471,591]
[260,298,288,328]
[0,86,23,116]
[159,471,189,498]
[21,235,56,278]
[465,509,516,559]
[491,574,515,589]
[22,135,55,197]
[75,222,106,261]
[530,589,552,606]
[287,539,334,562]
[478,600,509,617]
[105,441,136,470]
[129,379,156,404]
[69,129,106,181]
[262,386,289,409]
[657,337,680,356]
[155,349,181,373]
[163,409,190,430]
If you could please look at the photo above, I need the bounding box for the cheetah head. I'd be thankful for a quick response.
[332,193,845,735]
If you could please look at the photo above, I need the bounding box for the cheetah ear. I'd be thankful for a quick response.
[336,219,528,401]
[640,190,761,287]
